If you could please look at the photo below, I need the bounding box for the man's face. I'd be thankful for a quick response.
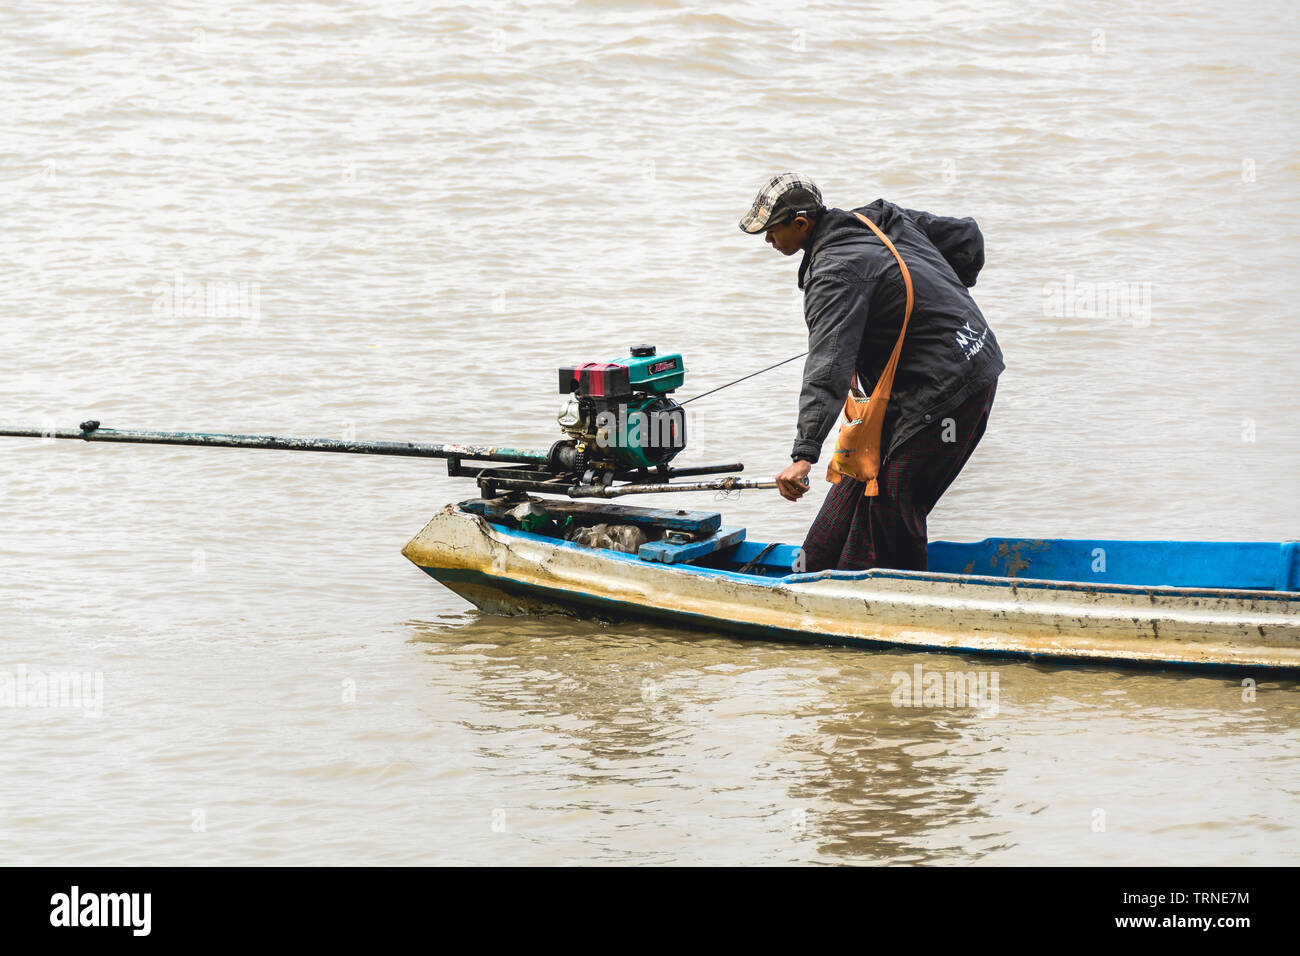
[765,216,811,256]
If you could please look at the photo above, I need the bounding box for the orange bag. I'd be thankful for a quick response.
[825,212,915,496]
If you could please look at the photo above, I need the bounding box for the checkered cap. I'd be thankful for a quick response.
[738,172,823,234]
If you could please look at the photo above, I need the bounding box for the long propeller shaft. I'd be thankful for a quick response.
[0,424,549,465]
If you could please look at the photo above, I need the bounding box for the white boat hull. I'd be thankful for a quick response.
[402,506,1300,673]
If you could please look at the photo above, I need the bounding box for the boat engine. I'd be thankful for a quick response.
[553,345,687,485]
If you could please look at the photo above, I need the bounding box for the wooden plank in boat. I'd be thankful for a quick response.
[459,497,722,536]
[639,527,746,564]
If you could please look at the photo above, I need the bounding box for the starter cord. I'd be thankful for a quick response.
[679,351,807,405]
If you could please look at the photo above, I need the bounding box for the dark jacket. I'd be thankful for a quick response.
[791,200,1004,464]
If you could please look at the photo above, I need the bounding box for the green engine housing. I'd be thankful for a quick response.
[557,345,688,475]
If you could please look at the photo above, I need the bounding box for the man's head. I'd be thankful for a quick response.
[739,172,824,256]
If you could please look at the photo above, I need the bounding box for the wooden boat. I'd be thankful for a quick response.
[401,497,1300,673]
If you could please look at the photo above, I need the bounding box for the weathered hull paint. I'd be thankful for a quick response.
[401,506,1300,673]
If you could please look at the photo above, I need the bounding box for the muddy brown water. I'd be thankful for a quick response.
[1,0,1297,864]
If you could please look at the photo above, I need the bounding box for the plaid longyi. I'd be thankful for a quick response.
[800,381,997,573]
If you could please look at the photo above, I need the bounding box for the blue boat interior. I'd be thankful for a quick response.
[713,537,1300,592]
[459,498,1300,592]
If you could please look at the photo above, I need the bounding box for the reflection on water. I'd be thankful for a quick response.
[405,612,1300,864]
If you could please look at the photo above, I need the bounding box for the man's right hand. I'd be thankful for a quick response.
[776,460,813,501]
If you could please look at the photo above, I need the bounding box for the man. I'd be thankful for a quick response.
[739,172,1003,573]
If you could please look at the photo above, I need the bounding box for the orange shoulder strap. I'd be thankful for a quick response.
[853,211,913,391]
[826,214,918,496]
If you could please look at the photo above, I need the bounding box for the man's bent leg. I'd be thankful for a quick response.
[801,381,998,573]
[837,454,929,571]
[799,463,926,574]
[800,473,865,572]
[916,381,997,516]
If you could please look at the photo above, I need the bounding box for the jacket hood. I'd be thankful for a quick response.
[797,203,898,290]
[799,200,985,290]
